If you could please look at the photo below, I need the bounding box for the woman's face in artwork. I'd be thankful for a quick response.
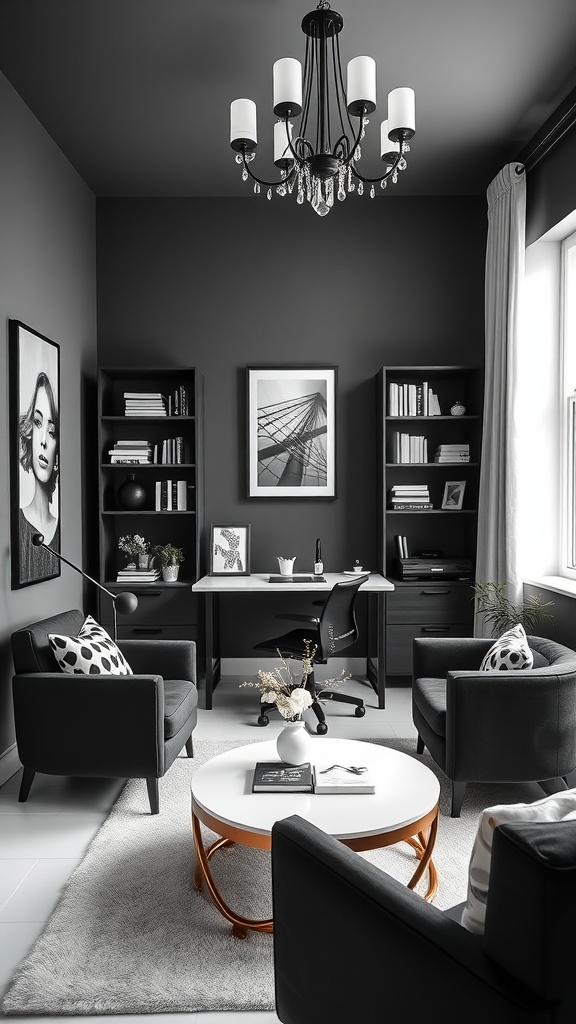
[31,384,57,484]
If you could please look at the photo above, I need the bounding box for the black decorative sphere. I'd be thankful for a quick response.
[117,473,146,510]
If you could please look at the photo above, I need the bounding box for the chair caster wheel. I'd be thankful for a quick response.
[257,715,269,727]
[355,706,366,717]
[316,722,328,735]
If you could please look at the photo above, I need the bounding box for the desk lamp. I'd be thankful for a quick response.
[31,533,138,641]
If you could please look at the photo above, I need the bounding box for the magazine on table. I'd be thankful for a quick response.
[313,764,375,794]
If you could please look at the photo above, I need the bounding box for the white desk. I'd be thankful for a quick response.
[192,572,394,710]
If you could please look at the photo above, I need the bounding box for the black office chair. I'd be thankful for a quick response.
[253,574,369,734]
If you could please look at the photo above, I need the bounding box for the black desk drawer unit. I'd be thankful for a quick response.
[386,582,474,675]
[101,586,198,641]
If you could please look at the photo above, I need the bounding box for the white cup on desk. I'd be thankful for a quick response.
[277,556,296,576]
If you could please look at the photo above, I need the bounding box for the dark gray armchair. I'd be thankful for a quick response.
[412,635,576,816]
[272,813,576,1024]
[11,608,198,814]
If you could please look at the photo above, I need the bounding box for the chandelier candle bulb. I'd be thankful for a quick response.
[388,87,416,136]
[230,98,257,148]
[380,119,400,162]
[273,58,303,116]
[346,56,376,115]
[274,120,294,166]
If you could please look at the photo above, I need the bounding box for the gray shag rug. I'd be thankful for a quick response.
[1,737,539,1016]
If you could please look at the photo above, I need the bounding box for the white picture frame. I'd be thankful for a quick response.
[441,480,466,510]
[247,366,337,498]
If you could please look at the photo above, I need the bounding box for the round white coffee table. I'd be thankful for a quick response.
[191,737,440,937]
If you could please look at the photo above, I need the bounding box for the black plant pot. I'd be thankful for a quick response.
[117,473,146,510]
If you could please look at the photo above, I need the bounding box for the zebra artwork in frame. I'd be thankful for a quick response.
[209,524,251,576]
[246,366,337,498]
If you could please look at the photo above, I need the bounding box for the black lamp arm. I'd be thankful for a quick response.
[32,533,115,600]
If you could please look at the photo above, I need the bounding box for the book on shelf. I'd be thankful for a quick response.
[125,409,167,417]
[252,761,313,793]
[123,392,164,399]
[116,569,161,582]
[110,457,151,464]
[313,764,375,794]
[394,534,409,558]
[390,502,433,510]
[388,380,436,417]
[392,432,428,464]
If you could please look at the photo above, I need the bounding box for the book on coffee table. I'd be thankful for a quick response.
[252,761,313,792]
[313,764,375,794]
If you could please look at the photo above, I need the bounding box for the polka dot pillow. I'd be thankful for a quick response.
[479,623,534,672]
[48,615,132,675]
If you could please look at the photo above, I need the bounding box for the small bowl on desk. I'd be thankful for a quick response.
[353,565,364,573]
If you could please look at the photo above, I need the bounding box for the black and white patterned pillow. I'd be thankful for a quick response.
[48,615,132,675]
[479,623,534,672]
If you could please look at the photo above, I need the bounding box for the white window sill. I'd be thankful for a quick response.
[524,575,576,599]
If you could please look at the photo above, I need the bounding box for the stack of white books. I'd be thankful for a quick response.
[116,566,161,583]
[434,443,470,463]
[124,392,167,416]
[108,440,151,464]
[389,484,432,510]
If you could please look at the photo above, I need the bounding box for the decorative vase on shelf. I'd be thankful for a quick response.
[450,401,466,416]
[138,553,149,569]
[117,474,146,510]
[162,565,179,583]
[276,719,311,766]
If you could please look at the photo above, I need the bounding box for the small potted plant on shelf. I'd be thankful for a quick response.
[151,543,185,582]
[118,534,150,570]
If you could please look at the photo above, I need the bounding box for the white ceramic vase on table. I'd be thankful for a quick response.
[276,720,311,765]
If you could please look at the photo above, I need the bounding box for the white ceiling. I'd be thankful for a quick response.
[2,0,576,197]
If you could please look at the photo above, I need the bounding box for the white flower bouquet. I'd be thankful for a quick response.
[118,534,149,557]
[240,641,348,721]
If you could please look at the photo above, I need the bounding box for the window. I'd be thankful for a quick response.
[561,230,576,579]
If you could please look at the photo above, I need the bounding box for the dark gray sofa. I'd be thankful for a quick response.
[272,813,576,1024]
[11,608,197,813]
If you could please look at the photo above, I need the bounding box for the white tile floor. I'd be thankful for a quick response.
[0,675,416,1023]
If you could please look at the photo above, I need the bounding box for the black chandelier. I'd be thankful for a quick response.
[230,1,416,217]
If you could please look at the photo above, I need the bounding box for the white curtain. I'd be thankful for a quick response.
[474,163,526,635]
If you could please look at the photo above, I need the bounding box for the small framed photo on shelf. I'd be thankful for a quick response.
[209,523,251,576]
[441,480,466,510]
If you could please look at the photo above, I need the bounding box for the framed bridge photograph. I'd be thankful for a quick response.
[247,366,336,498]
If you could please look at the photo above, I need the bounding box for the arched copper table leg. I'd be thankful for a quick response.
[192,812,273,938]
[404,811,439,901]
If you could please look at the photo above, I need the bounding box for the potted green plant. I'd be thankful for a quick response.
[118,534,150,569]
[151,543,185,582]
[473,581,554,637]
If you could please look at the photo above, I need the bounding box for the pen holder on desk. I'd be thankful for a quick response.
[277,556,296,576]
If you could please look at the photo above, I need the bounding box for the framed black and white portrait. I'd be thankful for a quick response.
[9,320,61,589]
[209,524,251,576]
[247,366,336,497]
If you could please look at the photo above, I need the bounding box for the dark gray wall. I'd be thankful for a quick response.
[96,196,486,654]
[526,127,576,244]
[0,71,97,779]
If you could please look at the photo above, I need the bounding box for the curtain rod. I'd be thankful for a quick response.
[520,94,576,173]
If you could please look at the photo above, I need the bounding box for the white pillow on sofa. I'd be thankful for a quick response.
[479,623,534,672]
[48,615,132,676]
[461,788,576,935]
